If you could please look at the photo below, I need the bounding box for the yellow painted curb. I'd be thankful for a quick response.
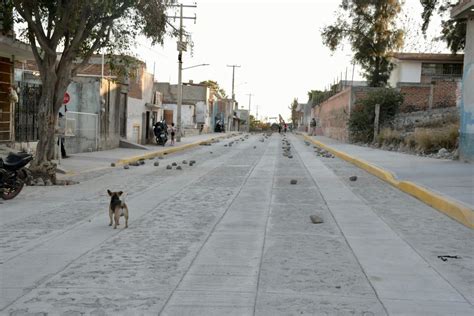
[302,134,474,229]
[116,133,237,166]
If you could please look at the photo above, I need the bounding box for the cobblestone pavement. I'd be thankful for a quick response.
[1,133,472,315]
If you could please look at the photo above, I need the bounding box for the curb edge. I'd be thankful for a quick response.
[303,134,474,229]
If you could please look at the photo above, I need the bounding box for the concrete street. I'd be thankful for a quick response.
[1,133,473,315]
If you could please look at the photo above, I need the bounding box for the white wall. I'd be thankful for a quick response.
[126,72,154,144]
[195,101,208,125]
[400,61,422,83]
[127,97,144,144]
[389,60,422,87]
[162,103,195,127]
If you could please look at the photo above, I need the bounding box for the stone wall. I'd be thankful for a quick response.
[390,107,459,132]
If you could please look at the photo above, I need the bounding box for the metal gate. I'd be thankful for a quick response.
[15,83,41,142]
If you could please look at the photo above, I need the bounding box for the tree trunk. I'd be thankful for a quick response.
[29,61,72,184]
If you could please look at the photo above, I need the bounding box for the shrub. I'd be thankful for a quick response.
[377,128,403,145]
[349,88,404,143]
[413,124,459,153]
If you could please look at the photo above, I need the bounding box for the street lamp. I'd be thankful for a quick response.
[183,63,210,70]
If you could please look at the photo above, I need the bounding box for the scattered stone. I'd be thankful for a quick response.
[176,166,182,170]
[290,179,297,185]
[158,156,164,160]
[110,163,116,167]
[288,155,293,158]
[349,176,358,181]
[438,148,448,156]
[182,160,188,164]
[154,161,159,167]
[172,162,177,166]
[189,162,194,166]
[190,160,196,164]
[310,215,324,224]
[149,157,154,160]
[123,165,130,170]
[139,160,145,165]
[224,144,228,147]
[210,151,213,154]
[130,161,139,167]
[254,146,257,149]
[335,285,341,289]
[166,165,172,170]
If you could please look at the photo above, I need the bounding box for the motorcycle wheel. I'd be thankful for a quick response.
[1,180,24,200]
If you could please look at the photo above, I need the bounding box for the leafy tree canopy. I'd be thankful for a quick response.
[322,0,404,87]
[307,90,325,105]
[12,0,175,177]
[200,80,227,98]
[289,98,299,127]
[420,0,466,53]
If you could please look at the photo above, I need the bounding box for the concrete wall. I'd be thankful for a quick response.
[126,72,156,144]
[162,103,195,128]
[460,16,474,161]
[195,101,209,126]
[156,82,208,105]
[63,77,120,154]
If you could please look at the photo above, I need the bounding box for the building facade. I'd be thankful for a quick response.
[452,0,474,162]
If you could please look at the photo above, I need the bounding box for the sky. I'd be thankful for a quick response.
[135,0,446,121]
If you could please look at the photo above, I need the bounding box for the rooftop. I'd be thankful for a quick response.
[392,53,464,63]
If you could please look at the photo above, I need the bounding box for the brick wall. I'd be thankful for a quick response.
[314,88,351,141]
[399,85,431,112]
[399,80,460,112]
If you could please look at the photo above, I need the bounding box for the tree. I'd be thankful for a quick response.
[348,88,403,142]
[200,80,227,98]
[322,0,404,87]
[289,98,299,128]
[420,0,466,53]
[12,0,173,181]
[307,90,325,106]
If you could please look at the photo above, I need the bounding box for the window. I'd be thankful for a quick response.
[422,63,463,76]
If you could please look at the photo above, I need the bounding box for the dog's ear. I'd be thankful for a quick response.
[118,191,123,196]
[107,189,112,196]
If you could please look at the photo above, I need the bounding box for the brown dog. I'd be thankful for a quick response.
[107,190,129,229]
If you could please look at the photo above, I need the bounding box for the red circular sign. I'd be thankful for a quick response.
[63,92,70,104]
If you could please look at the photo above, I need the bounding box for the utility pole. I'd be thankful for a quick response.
[246,93,253,115]
[167,3,197,142]
[227,64,241,108]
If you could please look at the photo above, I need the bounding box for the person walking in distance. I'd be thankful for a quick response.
[57,112,69,158]
[310,118,317,136]
[199,124,204,135]
[169,122,176,146]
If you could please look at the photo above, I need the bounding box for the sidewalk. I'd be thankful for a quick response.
[304,134,473,228]
[55,133,233,176]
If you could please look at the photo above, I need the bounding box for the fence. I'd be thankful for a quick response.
[15,83,41,142]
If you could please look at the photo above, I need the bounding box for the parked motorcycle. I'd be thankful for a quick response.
[0,152,33,200]
[153,121,168,146]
